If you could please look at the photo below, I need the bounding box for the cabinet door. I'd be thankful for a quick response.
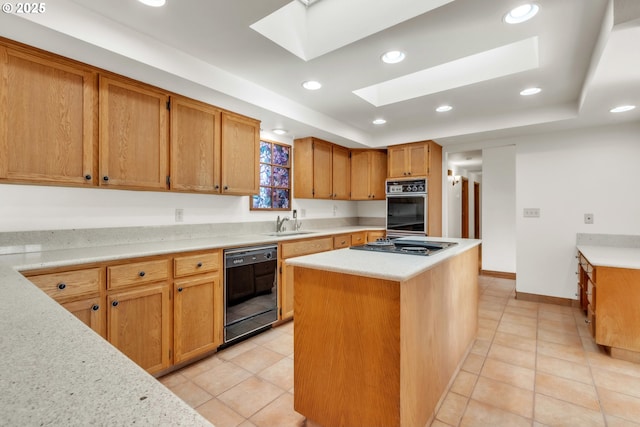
[220,112,260,195]
[174,273,221,363]
[350,150,370,200]
[108,283,171,374]
[281,261,294,320]
[387,146,408,178]
[313,140,333,199]
[170,96,221,192]
[293,138,314,198]
[331,145,350,200]
[99,75,169,190]
[407,143,428,177]
[0,45,96,185]
[62,295,106,339]
[369,151,387,199]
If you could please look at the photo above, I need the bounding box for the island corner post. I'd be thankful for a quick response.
[293,245,479,427]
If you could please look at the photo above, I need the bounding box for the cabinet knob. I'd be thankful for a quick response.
[85,174,92,180]
[178,287,183,293]
[197,262,203,268]
[112,301,119,307]
[215,185,220,190]
[138,271,145,277]
[584,319,591,324]
[57,283,66,290]
[91,304,100,311]
[103,176,109,182]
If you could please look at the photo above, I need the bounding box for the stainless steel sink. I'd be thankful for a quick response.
[263,231,315,237]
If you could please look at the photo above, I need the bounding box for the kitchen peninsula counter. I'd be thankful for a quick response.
[0,224,381,426]
[287,237,481,427]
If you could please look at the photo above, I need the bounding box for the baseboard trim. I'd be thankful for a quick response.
[480,270,516,280]
[515,291,579,308]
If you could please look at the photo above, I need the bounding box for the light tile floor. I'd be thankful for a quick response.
[159,275,640,427]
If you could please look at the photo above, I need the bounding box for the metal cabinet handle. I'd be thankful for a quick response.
[103,176,109,182]
[138,271,145,277]
[85,174,92,180]
[197,262,203,268]
[91,304,100,311]
[112,301,119,307]
[177,287,183,292]
[223,186,229,190]
[57,283,66,290]
[215,185,220,190]
[584,319,591,324]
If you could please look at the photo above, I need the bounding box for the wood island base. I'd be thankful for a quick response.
[293,246,479,427]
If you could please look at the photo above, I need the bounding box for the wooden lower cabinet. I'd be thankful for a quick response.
[173,273,222,364]
[61,295,106,338]
[107,282,172,374]
[367,230,386,242]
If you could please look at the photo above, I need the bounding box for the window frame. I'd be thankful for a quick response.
[250,139,292,211]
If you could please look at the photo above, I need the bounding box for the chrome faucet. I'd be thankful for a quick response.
[276,215,289,232]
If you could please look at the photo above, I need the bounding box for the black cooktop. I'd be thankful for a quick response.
[349,238,457,256]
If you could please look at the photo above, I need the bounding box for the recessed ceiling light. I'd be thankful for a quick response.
[504,3,539,24]
[302,80,322,90]
[381,50,406,64]
[272,129,288,135]
[138,0,166,7]
[372,118,387,125]
[436,105,453,112]
[520,87,541,96]
[609,105,636,113]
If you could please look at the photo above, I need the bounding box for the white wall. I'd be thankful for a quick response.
[481,145,517,273]
[515,122,640,298]
[0,184,359,232]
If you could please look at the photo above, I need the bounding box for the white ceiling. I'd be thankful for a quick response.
[1,0,639,161]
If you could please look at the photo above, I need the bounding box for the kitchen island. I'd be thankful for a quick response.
[287,237,481,427]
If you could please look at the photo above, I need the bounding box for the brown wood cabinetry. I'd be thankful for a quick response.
[366,230,386,242]
[107,257,172,374]
[26,266,106,338]
[577,251,640,359]
[350,150,387,200]
[173,251,222,364]
[293,137,351,200]
[99,75,169,190]
[170,96,222,193]
[0,42,97,186]
[221,111,260,195]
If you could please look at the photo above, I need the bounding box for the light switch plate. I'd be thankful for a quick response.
[175,208,184,222]
[584,213,594,224]
[523,208,540,218]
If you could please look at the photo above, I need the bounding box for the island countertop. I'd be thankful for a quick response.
[577,245,640,270]
[286,236,481,282]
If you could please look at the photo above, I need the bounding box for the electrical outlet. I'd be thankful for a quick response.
[523,208,540,218]
[292,209,297,219]
[175,208,184,222]
[584,213,594,224]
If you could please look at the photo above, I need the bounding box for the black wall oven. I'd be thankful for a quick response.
[386,179,428,238]
[223,244,278,345]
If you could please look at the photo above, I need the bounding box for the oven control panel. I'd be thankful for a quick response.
[386,179,427,194]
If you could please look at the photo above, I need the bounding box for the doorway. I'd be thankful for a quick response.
[461,177,469,238]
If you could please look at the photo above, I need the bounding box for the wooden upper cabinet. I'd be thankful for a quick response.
[99,75,169,190]
[351,150,387,200]
[387,141,434,179]
[220,111,260,195]
[170,96,221,193]
[293,137,350,200]
[0,43,97,185]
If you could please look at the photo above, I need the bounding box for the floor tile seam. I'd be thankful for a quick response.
[478,361,536,392]
[436,390,471,427]
[194,395,247,424]
[240,388,288,420]
[532,378,603,413]
[465,396,534,423]
[254,367,294,393]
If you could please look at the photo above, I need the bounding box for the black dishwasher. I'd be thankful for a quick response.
[223,244,278,345]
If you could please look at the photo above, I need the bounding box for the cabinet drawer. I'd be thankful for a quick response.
[280,237,333,259]
[174,252,220,278]
[351,232,367,246]
[28,268,103,301]
[367,231,385,243]
[587,278,596,306]
[108,259,169,289]
[333,234,351,249]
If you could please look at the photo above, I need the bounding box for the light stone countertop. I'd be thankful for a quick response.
[0,225,381,425]
[576,245,640,270]
[286,236,482,282]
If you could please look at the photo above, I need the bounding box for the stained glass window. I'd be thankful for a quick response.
[251,140,291,210]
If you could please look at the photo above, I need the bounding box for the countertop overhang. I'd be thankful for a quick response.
[577,245,640,270]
